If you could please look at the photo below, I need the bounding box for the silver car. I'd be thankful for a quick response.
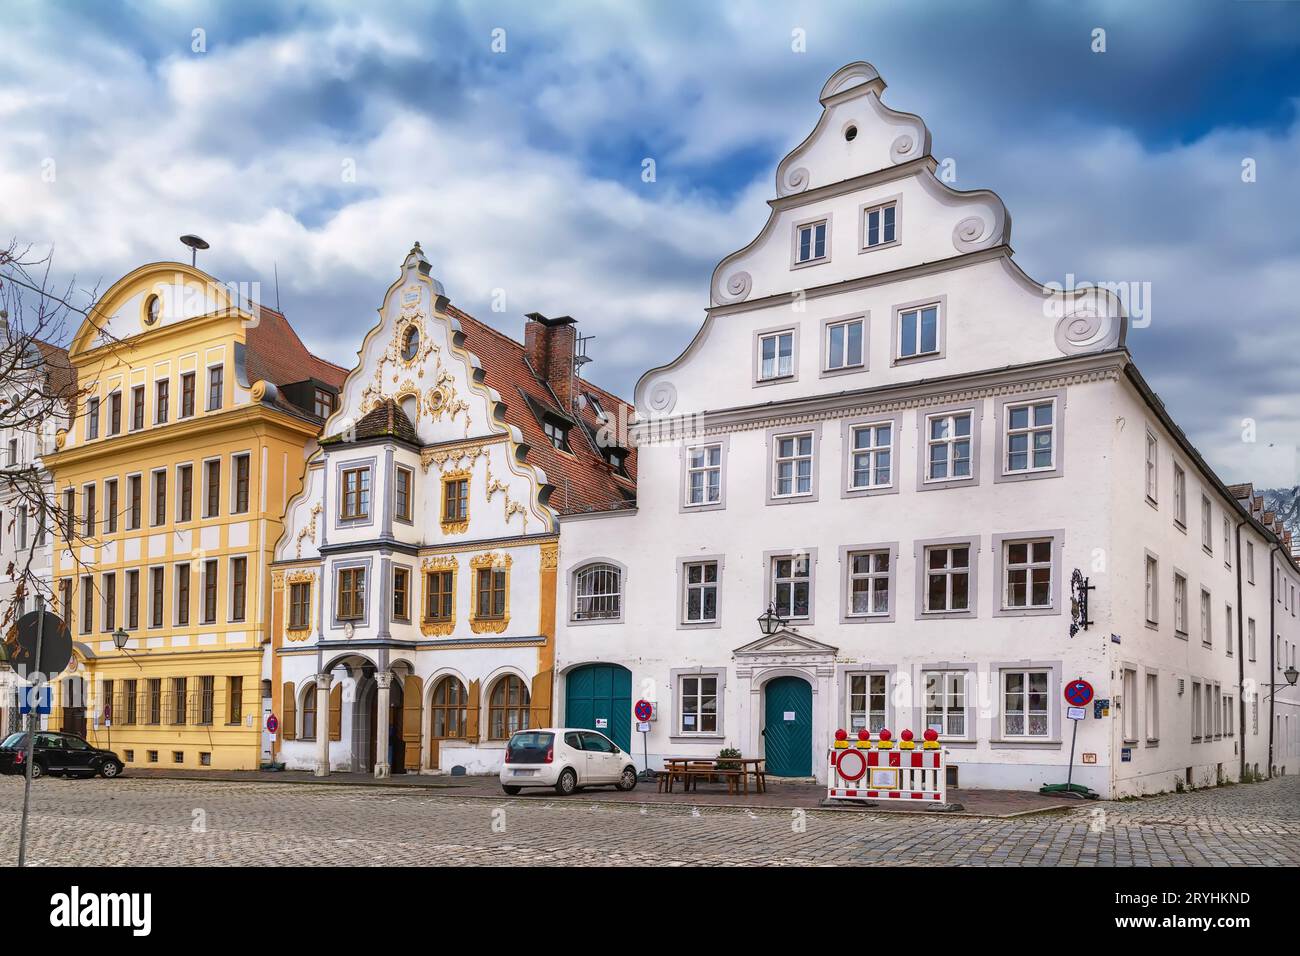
[500,728,638,796]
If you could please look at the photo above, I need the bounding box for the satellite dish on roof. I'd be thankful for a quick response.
[180,234,210,266]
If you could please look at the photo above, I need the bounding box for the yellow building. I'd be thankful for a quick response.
[45,260,344,770]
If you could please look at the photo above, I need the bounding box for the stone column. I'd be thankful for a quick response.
[314,673,332,777]
[374,672,392,779]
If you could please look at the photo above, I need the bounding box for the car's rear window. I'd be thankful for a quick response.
[507,731,554,762]
[1,733,27,750]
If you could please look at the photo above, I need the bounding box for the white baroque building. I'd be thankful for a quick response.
[269,244,634,776]
[556,62,1300,796]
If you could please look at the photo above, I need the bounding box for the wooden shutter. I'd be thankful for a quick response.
[465,679,481,743]
[530,668,553,728]
[329,683,342,741]
[281,682,296,740]
[402,675,423,770]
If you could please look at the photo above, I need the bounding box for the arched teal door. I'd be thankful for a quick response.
[564,664,632,751]
[764,676,813,777]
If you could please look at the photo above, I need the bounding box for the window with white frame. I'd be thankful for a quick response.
[1173,572,1188,635]
[682,561,718,624]
[758,330,795,380]
[678,674,718,734]
[1003,539,1052,609]
[795,219,827,264]
[684,444,722,507]
[1004,400,1055,474]
[1191,681,1202,740]
[1145,431,1158,502]
[924,545,970,613]
[1223,516,1231,566]
[846,550,890,617]
[1248,617,1256,660]
[925,411,972,482]
[1225,604,1234,656]
[1144,672,1159,741]
[1122,668,1138,741]
[848,674,887,733]
[897,303,940,359]
[1002,670,1049,738]
[1145,557,1159,623]
[825,317,864,371]
[1200,588,1211,646]
[924,671,967,737]
[1247,541,1255,583]
[1201,496,1212,552]
[848,422,892,489]
[772,431,814,498]
[863,201,896,248]
[1173,464,1186,527]
[572,563,622,621]
[771,554,811,620]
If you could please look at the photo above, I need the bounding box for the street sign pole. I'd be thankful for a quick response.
[1065,715,1079,793]
[17,598,45,868]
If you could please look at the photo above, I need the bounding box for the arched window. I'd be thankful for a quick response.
[489,675,530,740]
[573,563,622,621]
[430,676,467,739]
[300,686,317,740]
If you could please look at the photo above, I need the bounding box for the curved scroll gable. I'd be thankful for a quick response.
[774,61,930,199]
[308,243,558,534]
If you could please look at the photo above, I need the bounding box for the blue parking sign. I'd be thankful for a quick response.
[18,686,51,715]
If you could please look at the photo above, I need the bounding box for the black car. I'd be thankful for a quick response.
[0,731,124,779]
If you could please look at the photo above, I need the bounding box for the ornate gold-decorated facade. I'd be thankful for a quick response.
[269,244,582,777]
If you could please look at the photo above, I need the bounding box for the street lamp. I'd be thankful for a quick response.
[111,627,129,651]
[756,603,786,636]
[1284,665,1299,687]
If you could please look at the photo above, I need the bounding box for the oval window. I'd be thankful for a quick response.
[401,325,420,361]
[844,125,858,142]
[144,294,161,325]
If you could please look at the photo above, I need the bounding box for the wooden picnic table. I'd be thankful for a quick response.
[659,756,767,795]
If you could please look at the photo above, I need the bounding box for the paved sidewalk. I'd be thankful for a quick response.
[121,767,1077,818]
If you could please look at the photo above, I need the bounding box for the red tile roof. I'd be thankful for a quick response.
[448,305,636,515]
[33,339,76,402]
[244,305,348,393]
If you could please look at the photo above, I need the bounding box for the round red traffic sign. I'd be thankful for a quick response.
[266,714,279,734]
[634,699,653,722]
[835,748,868,782]
[1064,679,1094,707]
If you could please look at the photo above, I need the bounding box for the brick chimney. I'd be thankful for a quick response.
[524,312,577,411]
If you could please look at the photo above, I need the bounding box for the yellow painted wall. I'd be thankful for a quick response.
[45,262,322,771]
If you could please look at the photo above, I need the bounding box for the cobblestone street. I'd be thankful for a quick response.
[2,773,1297,866]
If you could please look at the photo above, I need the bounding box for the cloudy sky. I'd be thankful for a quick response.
[2,0,1298,485]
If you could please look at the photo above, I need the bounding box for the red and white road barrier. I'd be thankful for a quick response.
[826,728,947,805]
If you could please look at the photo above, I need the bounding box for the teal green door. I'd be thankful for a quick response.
[564,664,632,751]
[764,676,813,777]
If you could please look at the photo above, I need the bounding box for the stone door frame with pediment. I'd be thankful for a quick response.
[733,629,838,783]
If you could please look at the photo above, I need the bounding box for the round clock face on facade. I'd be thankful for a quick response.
[401,325,420,361]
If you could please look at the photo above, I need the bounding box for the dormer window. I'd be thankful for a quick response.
[794,218,828,265]
[313,388,334,418]
[543,419,570,452]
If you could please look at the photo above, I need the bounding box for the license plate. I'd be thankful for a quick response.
[512,769,537,776]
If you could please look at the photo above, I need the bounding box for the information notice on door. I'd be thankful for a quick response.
[783,711,796,721]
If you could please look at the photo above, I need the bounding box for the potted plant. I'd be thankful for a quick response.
[716,747,742,771]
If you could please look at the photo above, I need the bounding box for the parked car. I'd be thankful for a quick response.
[500,728,637,796]
[0,731,125,779]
